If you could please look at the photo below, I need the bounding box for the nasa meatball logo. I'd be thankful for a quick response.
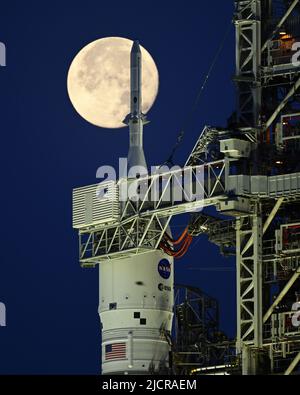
[158,259,171,279]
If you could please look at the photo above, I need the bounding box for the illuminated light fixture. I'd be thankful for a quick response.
[279,27,287,36]
[276,161,283,165]
[190,365,231,375]
[281,34,292,40]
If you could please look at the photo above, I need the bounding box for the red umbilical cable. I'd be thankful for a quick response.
[160,234,193,258]
[172,236,190,257]
[173,235,193,258]
[164,227,189,245]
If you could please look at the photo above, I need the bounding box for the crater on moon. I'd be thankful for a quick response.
[67,37,159,129]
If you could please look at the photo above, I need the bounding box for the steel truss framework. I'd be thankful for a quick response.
[172,285,236,375]
[233,0,300,375]
[185,127,227,165]
[78,160,229,265]
[186,196,300,374]
[235,200,300,374]
[236,211,264,374]
[234,0,262,130]
[73,0,300,375]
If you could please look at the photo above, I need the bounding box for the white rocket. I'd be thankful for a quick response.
[123,40,147,171]
[98,41,174,375]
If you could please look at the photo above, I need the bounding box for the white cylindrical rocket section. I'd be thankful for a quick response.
[99,40,173,375]
[126,40,147,171]
[99,251,174,374]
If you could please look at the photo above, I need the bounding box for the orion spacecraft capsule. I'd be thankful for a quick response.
[98,41,174,375]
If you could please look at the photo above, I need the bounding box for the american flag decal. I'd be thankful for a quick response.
[105,342,126,360]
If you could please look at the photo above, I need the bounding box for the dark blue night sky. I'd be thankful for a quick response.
[0,1,236,373]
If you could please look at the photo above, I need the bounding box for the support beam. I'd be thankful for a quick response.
[242,198,284,255]
[234,0,261,127]
[253,214,263,349]
[261,0,300,53]
[236,218,242,354]
[284,352,300,376]
[242,267,300,339]
[263,268,300,323]
[265,77,300,131]
[236,211,264,375]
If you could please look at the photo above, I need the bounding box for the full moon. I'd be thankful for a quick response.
[67,37,159,129]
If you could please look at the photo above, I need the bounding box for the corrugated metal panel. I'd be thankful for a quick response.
[269,173,300,196]
[228,172,300,197]
[251,176,268,196]
[73,181,119,229]
[227,175,250,194]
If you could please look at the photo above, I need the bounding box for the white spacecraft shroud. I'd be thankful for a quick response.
[99,41,174,374]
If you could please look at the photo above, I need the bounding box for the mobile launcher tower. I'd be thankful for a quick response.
[73,0,300,375]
